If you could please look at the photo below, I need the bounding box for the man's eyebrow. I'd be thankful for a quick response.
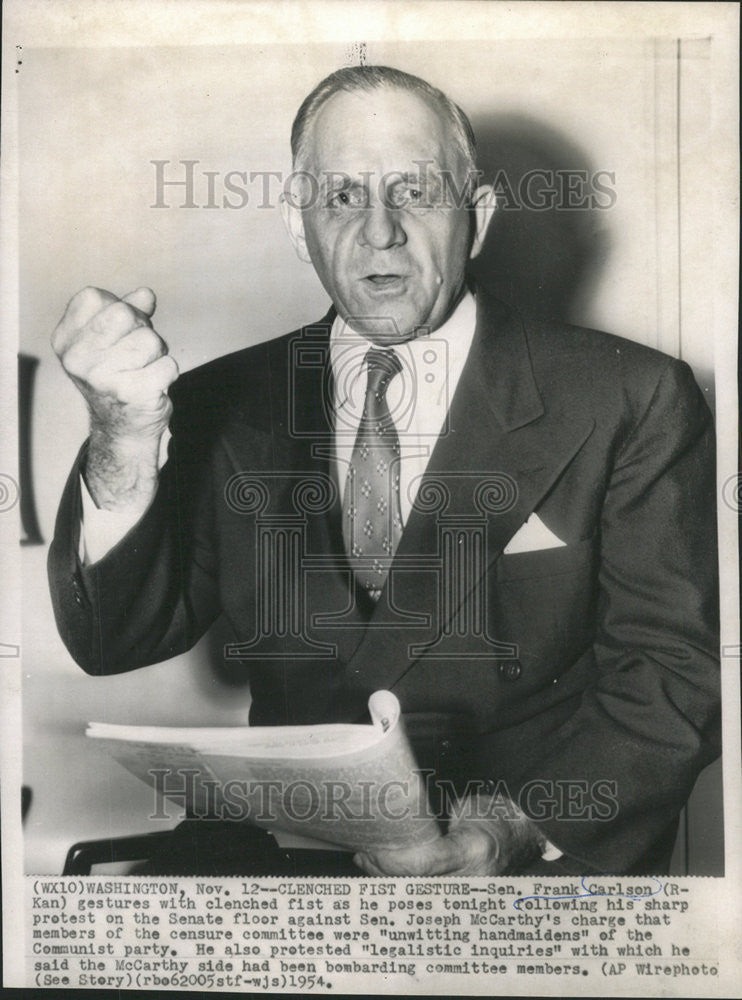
[321,174,359,190]
[386,170,443,186]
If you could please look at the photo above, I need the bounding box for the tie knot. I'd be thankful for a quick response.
[365,348,402,396]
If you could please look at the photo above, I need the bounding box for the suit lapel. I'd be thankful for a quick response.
[346,291,595,692]
[219,312,372,666]
[287,321,381,662]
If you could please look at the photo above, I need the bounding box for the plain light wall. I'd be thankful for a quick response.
[19,39,720,872]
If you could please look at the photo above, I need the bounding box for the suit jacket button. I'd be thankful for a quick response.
[498,659,522,681]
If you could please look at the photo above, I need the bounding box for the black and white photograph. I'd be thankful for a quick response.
[1,1,739,995]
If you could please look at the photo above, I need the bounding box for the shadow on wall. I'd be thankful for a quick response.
[469,113,715,406]
[468,113,611,327]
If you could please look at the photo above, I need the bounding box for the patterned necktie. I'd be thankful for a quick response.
[343,348,404,601]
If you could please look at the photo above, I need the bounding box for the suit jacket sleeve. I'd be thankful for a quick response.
[483,359,720,873]
[47,396,223,674]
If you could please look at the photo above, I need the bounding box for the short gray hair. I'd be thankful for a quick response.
[291,65,477,180]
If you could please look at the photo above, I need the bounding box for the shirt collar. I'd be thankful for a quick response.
[329,290,477,407]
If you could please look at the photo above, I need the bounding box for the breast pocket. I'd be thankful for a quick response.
[495,534,597,583]
[490,534,599,688]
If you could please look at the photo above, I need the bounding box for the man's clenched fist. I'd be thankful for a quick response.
[52,286,178,437]
[52,287,179,512]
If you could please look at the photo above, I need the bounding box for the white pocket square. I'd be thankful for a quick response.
[503,513,567,554]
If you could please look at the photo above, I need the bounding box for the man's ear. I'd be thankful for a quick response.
[468,185,497,260]
[280,194,312,263]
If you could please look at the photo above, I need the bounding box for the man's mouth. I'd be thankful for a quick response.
[362,273,407,290]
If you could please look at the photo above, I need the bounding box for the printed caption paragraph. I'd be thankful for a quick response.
[26,875,724,994]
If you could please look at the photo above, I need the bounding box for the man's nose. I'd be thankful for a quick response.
[358,203,406,250]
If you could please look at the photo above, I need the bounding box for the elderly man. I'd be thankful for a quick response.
[49,66,719,877]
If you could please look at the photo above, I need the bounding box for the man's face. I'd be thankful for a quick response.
[283,87,493,343]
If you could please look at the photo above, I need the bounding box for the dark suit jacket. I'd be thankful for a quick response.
[48,289,720,874]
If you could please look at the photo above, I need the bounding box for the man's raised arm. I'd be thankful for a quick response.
[48,287,221,674]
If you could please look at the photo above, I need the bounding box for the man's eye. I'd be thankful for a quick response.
[389,185,432,208]
[329,189,365,208]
